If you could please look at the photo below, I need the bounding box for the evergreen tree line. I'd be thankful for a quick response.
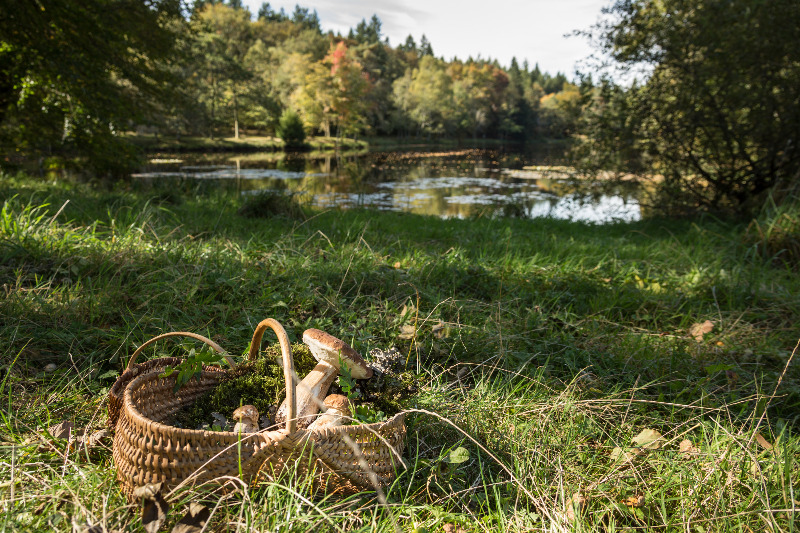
[173,2,580,143]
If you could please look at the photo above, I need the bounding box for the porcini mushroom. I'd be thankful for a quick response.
[307,394,351,431]
[232,404,259,434]
[275,329,372,429]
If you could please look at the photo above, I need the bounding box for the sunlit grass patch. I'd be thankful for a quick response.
[1,174,798,531]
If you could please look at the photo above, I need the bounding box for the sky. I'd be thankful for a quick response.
[241,0,610,76]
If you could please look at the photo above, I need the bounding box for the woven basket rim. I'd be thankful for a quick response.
[122,370,291,442]
[123,369,407,441]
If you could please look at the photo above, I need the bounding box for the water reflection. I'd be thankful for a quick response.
[133,148,640,223]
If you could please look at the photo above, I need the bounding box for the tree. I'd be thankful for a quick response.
[275,108,306,147]
[578,0,800,215]
[0,0,184,174]
[192,3,253,139]
[353,15,382,45]
[392,56,454,137]
[419,34,434,57]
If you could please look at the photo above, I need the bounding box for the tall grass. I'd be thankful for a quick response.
[1,173,798,531]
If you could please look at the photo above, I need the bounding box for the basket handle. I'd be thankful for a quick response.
[126,332,235,371]
[247,318,297,434]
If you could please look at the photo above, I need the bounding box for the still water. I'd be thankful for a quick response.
[133,147,640,223]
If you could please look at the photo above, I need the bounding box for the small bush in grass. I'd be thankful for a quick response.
[744,193,800,269]
[237,190,306,220]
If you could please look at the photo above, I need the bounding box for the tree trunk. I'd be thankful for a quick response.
[233,90,239,139]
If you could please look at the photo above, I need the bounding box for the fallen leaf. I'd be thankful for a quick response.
[398,324,416,340]
[48,421,74,440]
[80,429,111,451]
[431,321,447,339]
[133,482,169,533]
[622,494,645,508]
[679,439,699,456]
[755,432,773,450]
[444,446,470,464]
[689,320,714,341]
[171,503,210,533]
[564,492,587,522]
[632,428,664,450]
[610,447,642,463]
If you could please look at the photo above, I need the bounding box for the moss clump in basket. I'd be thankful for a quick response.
[172,342,318,429]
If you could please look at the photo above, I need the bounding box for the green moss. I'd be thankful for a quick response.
[174,342,318,429]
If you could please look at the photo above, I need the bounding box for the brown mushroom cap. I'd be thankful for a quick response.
[302,329,373,379]
[232,404,259,424]
[322,394,351,414]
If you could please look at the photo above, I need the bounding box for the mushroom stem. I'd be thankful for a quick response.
[275,360,338,429]
[308,394,351,430]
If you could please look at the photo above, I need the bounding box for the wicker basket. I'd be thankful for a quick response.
[110,318,407,500]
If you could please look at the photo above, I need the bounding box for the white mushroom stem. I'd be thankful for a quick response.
[308,394,351,431]
[276,329,373,430]
[275,360,339,429]
[233,421,258,434]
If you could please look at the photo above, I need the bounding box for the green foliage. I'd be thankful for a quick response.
[3,1,583,170]
[275,109,306,147]
[578,0,800,216]
[175,343,318,429]
[160,347,228,393]
[237,190,306,220]
[336,356,358,399]
[337,355,388,424]
[743,189,800,269]
[0,0,184,175]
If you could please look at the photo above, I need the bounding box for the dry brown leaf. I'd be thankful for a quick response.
[679,439,700,457]
[133,482,169,533]
[48,420,74,440]
[564,492,587,522]
[398,324,416,340]
[622,494,645,508]
[171,503,210,533]
[431,321,447,339]
[611,446,647,463]
[755,432,773,450]
[689,320,714,341]
[632,428,664,450]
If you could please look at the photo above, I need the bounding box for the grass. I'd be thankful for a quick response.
[0,171,798,531]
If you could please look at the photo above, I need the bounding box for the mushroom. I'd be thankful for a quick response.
[232,404,259,434]
[275,329,372,429]
[307,394,351,431]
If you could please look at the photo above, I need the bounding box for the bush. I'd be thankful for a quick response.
[275,109,306,148]
[744,192,800,269]
[237,190,306,220]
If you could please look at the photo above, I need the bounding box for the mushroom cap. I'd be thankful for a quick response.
[322,394,351,415]
[302,329,373,379]
[232,404,259,424]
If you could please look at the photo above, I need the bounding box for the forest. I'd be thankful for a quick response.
[1,0,580,175]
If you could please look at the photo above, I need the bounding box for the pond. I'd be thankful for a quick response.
[132,146,641,223]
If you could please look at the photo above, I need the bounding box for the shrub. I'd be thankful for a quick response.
[275,109,306,148]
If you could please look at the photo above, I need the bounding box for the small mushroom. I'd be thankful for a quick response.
[308,394,351,431]
[275,329,372,430]
[232,404,259,434]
